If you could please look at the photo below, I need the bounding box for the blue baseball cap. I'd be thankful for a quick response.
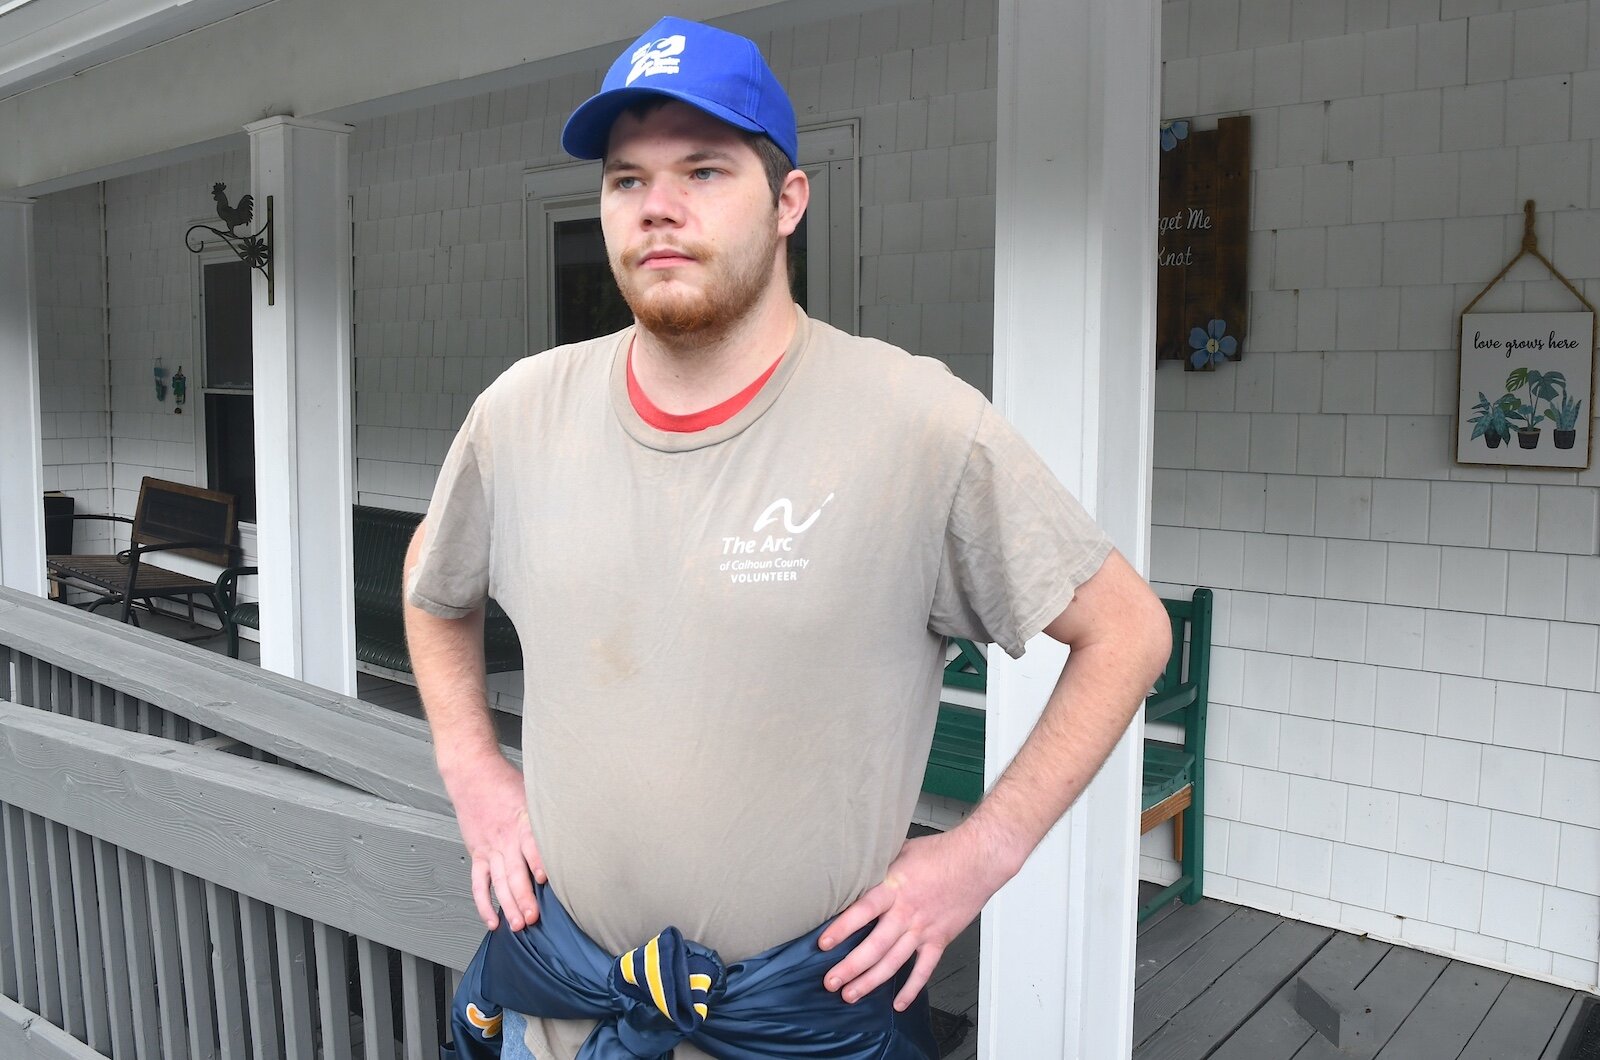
[562,17,799,168]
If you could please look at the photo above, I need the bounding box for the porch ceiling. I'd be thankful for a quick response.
[0,0,891,196]
[0,0,274,103]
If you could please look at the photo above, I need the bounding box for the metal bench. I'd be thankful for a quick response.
[226,504,523,675]
[919,588,1213,923]
[46,476,245,629]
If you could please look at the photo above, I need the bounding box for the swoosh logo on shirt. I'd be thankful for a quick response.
[753,494,834,535]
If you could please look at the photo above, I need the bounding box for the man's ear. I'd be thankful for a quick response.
[776,168,810,238]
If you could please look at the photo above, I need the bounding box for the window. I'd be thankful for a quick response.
[549,210,632,345]
[525,122,857,349]
[198,258,256,522]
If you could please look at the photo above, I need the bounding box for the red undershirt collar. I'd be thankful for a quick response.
[626,343,784,433]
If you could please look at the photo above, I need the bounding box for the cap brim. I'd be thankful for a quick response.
[561,86,768,160]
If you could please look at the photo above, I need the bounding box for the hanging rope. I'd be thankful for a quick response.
[1461,199,1596,316]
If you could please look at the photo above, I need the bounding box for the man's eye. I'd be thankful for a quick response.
[691,168,717,181]
[614,176,641,190]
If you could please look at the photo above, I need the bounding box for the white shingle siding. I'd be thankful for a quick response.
[34,185,110,550]
[1155,0,1600,989]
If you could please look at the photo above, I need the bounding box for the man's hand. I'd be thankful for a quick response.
[446,752,547,932]
[820,550,1169,1012]
[818,825,1018,1011]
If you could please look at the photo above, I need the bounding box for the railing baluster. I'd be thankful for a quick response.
[93,838,136,1059]
[357,938,397,1060]
[140,699,163,739]
[314,922,355,1058]
[239,897,283,1060]
[113,690,136,733]
[0,645,12,701]
[401,952,441,1060]
[119,850,163,1060]
[145,858,192,1060]
[276,908,317,1060]
[25,811,63,1026]
[205,882,249,1060]
[5,804,37,1013]
[14,653,36,709]
[45,820,86,1041]
[31,658,49,711]
[50,664,72,718]
[70,673,92,723]
[87,676,108,727]
[0,816,9,1003]
[0,803,20,1002]
[68,826,110,1052]
[175,869,218,1059]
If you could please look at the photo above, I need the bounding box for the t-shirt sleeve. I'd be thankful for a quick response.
[407,399,493,619]
[930,404,1114,658]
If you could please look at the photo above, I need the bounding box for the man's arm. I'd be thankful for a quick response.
[819,549,1172,1008]
[403,520,545,931]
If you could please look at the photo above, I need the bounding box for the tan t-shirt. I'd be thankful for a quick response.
[408,308,1113,1059]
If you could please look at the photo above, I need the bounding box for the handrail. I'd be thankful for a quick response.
[0,590,493,1057]
[0,587,462,814]
[0,703,480,970]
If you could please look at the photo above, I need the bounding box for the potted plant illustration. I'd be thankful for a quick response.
[1468,391,1518,449]
[1546,392,1584,450]
[1505,367,1567,449]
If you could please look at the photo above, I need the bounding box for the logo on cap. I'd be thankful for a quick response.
[626,35,686,86]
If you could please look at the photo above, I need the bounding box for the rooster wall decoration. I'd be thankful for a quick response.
[184,182,275,304]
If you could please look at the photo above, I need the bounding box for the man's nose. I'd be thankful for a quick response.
[639,179,683,228]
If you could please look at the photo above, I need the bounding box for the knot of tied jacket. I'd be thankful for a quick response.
[441,882,940,1060]
[607,927,726,1055]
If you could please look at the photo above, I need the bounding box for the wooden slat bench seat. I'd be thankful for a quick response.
[918,588,1214,923]
[227,504,523,675]
[46,477,245,628]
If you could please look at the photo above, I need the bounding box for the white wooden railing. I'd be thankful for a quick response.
[0,586,484,1059]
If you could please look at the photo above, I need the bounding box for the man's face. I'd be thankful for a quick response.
[601,101,797,338]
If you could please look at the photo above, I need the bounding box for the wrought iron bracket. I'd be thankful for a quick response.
[185,195,274,305]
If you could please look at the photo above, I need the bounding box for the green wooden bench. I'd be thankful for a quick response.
[921,638,988,803]
[1137,588,1212,920]
[919,588,1213,923]
[225,504,523,675]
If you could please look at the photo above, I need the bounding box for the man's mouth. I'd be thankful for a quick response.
[636,248,698,268]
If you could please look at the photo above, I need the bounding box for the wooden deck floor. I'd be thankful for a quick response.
[169,616,1597,1059]
[924,890,1591,1060]
[1129,892,1590,1060]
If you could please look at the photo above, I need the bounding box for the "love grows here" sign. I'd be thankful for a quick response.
[1456,311,1594,469]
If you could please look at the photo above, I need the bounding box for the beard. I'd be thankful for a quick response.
[611,225,781,342]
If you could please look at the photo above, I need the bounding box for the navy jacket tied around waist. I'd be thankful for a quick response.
[442,883,937,1059]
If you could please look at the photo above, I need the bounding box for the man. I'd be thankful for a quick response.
[405,16,1171,1060]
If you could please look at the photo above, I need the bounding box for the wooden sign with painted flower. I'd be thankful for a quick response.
[1156,115,1251,370]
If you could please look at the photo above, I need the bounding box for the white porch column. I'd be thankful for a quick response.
[982,0,1159,1056]
[246,117,357,694]
[0,199,47,598]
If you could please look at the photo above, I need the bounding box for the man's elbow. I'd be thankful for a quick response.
[1130,586,1173,687]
